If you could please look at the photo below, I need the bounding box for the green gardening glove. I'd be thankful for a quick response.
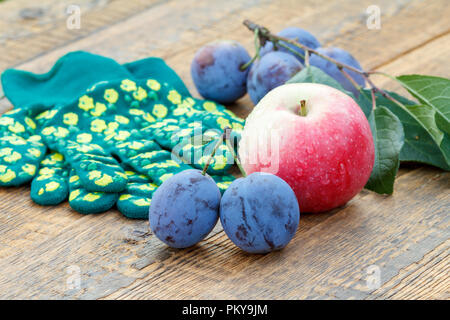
[0,51,190,189]
[1,51,190,111]
[37,77,244,185]
[30,152,69,205]
[32,78,243,216]
[1,51,244,219]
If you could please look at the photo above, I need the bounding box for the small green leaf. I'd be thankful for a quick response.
[356,88,375,119]
[365,106,404,194]
[435,111,450,135]
[406,104,443,144]
[435,112,450,165]
[375,91,450,170]
[287,66,348,93]
[397,75,450,124]
[395,74,450,168]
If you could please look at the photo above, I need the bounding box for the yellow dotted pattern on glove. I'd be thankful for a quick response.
[78,95,95,111]
[120,79,137,92]
[146,79,161,91]
[91,103,107,117]
[63,113,79,126]
[0,165,16,183]
[104,88,119,104]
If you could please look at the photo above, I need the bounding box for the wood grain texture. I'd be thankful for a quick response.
[0,0,164,70]
[369,240,449,300]
[373,32,450,94]
[104,168,449,299]
[3,0,445,107]
[0,0,448,299]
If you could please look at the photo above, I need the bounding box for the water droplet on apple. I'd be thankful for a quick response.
[339,163,346,174]
[320,173,330,185]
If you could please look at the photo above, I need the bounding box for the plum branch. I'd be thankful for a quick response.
[243,20,367,76]
[242,19,409,112]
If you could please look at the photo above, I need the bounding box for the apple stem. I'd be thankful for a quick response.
[299,100,308,116]
[224,127,247,177]
[201,132,226,176]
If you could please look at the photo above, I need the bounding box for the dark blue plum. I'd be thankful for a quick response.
[309,47,365,97]
[220,172,300,254]
[247,51,302,104]
[191,40,251,104]
[260,27,320,63]
[149,169,220,248]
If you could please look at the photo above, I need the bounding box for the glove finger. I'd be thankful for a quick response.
[30,152,69,205]
[117,170,158,219]
[64,142,128,193]
[114,136,188,185]
[176,132,234,175]
[120,141,191,185]
[114,139,161,168]
[68,168,118,214]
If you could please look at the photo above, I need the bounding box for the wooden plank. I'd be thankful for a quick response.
[2,0,445,100]
[0,0,448,299]
[1,0,448,115]
[104,167,449,299]
[369,240,449,300]
[0,0,165,70]
[371,32,450,94]
[328,0,450,70]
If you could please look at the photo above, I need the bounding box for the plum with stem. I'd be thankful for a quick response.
[191,40,251,104]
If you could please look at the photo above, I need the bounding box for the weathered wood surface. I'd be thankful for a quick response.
[0,0,448,299]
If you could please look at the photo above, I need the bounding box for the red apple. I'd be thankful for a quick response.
[239,83,374,212]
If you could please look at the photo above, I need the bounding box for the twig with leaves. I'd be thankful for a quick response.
[242,19,406,111]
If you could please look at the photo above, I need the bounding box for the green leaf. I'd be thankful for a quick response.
[374,91,450,170]
[396,75,450,167]
[406,104,443,144]
[435,112,450,165]
[365,106,404,194]
[356,88,375,119]
[435,111,450,135]
[287,66,348,93]
[397,75,450,124]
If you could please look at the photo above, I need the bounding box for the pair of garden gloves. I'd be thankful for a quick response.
[0,51,244,218]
